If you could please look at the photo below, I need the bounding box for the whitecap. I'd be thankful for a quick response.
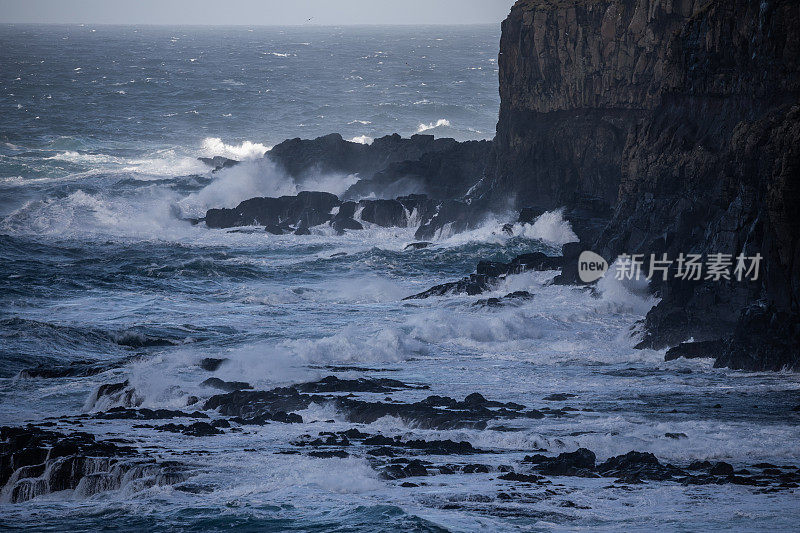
[415,118,450,133]
[201,137,270,160]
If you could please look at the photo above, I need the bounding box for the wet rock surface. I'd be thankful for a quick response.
[0,426,191,503]
[204,190,484,242]
[202,377,543,431]
[405,249,566,300]
[482,0,800,371]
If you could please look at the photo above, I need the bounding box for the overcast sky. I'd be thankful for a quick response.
[0,0,515,25]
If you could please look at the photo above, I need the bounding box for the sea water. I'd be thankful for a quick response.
[1,24,799,531]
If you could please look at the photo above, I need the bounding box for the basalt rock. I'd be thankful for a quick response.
[206,191,340,230]
[293,375,422,394]
[204,380,548,432]
[344,139,493,200]
[268,133,457,182]
[492,0,800,370]
[664,340,723,362]
[404,274,495,300]
[198,156,239,172]
[406,249,564,300]
[205,190,482,240]
[18,359,120,379]
[200,377,253,392]
[93,407,209,420]
[0,426,189,503]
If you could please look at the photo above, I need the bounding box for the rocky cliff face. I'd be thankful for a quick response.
[491,0,800,369]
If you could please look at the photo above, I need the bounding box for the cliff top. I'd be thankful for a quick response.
[513,0,609,8]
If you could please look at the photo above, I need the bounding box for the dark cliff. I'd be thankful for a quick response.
[490,0,800,369]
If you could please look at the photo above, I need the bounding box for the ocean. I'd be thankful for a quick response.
[1,24,799,531]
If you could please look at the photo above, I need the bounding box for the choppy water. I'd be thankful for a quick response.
[1,24,799,532]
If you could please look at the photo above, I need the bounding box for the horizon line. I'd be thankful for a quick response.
[0,21,502,28]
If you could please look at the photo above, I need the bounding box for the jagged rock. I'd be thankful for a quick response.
[596,451,682,482]
[294,224,311,235]
[530,448,597,476]
[359,199,407,227]
[293,375,419,394]
[87,380,140,409]
[406,248,565,300]
[489,0,800,370]
[198,156,239,172]
[331,217,362,234]
[201,377,253,392]
[414,199,476,241]
[0,426,188,503]
[403,274,494,300]
[94,407,209,420]
[344,139,493,200]
[477,252,563,277]
[664,340,723,362]
[204,381,546,432]
[230,411,303,425]
[18,359,119,379]
[205,191,340,229]
[404,242,431,250]
[499,472,545,483]
[542,393,576,402]
[199,358,227,371]
[308,450,349,459]
[153,421,222,437]
[268,133,457,183]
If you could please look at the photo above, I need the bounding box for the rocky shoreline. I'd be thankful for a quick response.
[6,374,797,504]
[193,0,799,372]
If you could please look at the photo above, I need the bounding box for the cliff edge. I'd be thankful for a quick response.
[490,0,800,369]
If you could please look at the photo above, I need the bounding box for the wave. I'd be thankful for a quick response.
[200,137,270,160]
[349,135,373,144]
[415,118,451,133]
[515,208,578,245]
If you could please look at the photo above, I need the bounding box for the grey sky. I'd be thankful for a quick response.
[0,0,515,25]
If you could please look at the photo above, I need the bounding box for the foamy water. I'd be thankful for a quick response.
[1,24,799,532]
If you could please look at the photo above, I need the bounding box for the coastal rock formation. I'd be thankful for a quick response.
[198,0,798,371]
[489,0,800,370]
[0,426,190,503]
[267,132,490,199]
[204,191,483,241]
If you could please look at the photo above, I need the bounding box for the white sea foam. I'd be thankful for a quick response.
[416,118,450,133]
[515,208,578,245]
[349,135,373,144]
[201,137,270,160]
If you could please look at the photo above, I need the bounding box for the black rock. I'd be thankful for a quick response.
[198,156,240,172]
[499,472,544,483]
[404,274,494,300]
[536,448,596,476]
[665,340,724,362]
[94,407,209,420]
[199,358,227,371]
[331,217,363,234]
[155,421,222,437]
[359,199,407,227]
[597,451,680,481]
[200,377,253,392]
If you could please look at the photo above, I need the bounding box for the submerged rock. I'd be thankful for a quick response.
[404,274,494,300]
[0,426,190,503]
[198,155,239,172]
